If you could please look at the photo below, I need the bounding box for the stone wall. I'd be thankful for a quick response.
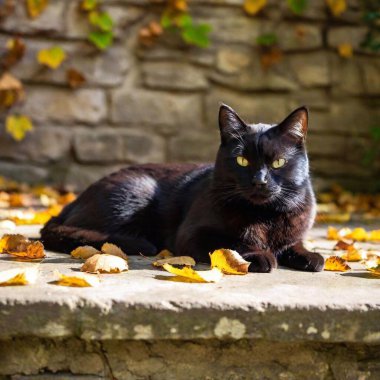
[0,0,380,191]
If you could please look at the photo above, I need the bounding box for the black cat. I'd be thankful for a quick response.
[41,105,324,272]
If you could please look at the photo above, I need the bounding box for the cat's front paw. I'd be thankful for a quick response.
[278,250,324,272]
[242,251,277,273]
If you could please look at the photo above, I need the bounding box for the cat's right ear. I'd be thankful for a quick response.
[219,104,247,144]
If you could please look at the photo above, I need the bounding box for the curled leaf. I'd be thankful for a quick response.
[54,270,99,287]
[101,243,128,260]
[153,256,195,267]
[162,263,223,283]
[324,256,351,272]
[209,249,250,275]
[0,267,38,286]
[81,254,128,273]
[155,249,173,260]
[0,234,28,253]
[71,245,100,260]
[37,46,66,69]
[66,68,86,89]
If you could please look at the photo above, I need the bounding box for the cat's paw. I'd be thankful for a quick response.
[242,251,277,273]
[278,250,324,272]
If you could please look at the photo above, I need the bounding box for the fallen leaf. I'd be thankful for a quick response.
[345,228,368,241]
[324,256,351,272]
[326,0,346,17]
[209,249,250,275]
[13,241,45,259]
[6,115,33,141]
[244,0,267,15]
[155,249,173,260]
[153,256,195,267]
[101,243,128,260]
[37,46,66,69]
[25,0,48,19]
[338,43,353,58]
[71,245,100,259]
[316,212,351,223]
[0,267,38,286]
[327,226,352,240]
[0,73,22,91]
[3,38,26,69]
[81,0,97,11]
[260,47,283,70]
[81,254,128,273]
[368,230,380,241]
[54,270,99,287]
[341,246,365,262]
[162,263,223,283]
[66,68,86,89]
[0,234,28,253]
[333,239,353,251]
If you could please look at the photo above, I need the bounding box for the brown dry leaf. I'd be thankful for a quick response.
[209,249,250,275]
[324,256,351,272]
[338,43,353,58]
[54,270,99,287]
[3,38,26,69]
[155,249,174,260]
[0,267,38,286]
[153,256,195,267]
[81,254,128,273]
[26,0,48,19]
[0,233,28,253]
[0,73,22,91]
[101,243,128,260]
[71,245,100,260]
[162,263,223,283]
[260,47,283,70]
[66,68,86,89]
[244,0,267,15]
[333,239,353,251]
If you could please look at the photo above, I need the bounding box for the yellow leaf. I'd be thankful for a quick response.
[338,43,353,58]
[326,0,346,16]
[0,234,45,259]
[327,226,351,240]
[162,263,223,283]
[153,256,195,267]
[54,270,99,287]
[81,254,128,273]
[324,256,351,272]
[244,0,267,15]
[341,247,365,262]
[316,212,351,223]
[37,46,66,69]
[209,249,250,275]
[101,243,128,260]
[345,227,368,241]
[26,0,48,19]
[0,234,28,253]
[0,267,38,286]
[6,115,33,141]
[368,230,380,241]
[71,245,100,260]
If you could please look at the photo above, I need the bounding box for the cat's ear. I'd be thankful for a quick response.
[219,104,247,144]
[276,106,308,141]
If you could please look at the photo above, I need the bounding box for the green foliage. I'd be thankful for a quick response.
[88,31,113,50]
[89,11,113,32]
[256,33,278,47]
[81,0,97,11]
[287,0,308,14]
[361,9,380,52]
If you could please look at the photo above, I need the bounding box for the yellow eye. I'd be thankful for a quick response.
[272,158,286,169]
[236,156,249,167]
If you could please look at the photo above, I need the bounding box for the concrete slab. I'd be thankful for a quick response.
[0,224,379,344]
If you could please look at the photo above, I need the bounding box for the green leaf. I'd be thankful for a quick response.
[176,13,192,28]
[88,31,113,50]
[369,126,380,142]
[181,24,211,48]
[6,115,33,141]
[89,11,113,32]
[81,0,97,11]
[37,46,66,69]
[287,0,308,15]
[256,33,278,46]
[160,11,172,29]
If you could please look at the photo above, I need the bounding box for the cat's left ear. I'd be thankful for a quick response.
[277,106,308,141]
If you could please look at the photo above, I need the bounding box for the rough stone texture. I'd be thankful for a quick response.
[0,1,379,190]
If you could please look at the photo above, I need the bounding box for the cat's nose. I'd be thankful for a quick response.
[252,172,268,186]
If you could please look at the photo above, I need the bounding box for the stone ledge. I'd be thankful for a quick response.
[0,226,379,344]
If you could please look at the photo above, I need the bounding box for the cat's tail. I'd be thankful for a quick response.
[40,217,110,254]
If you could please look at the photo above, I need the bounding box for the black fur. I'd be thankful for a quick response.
[41,105,324,272]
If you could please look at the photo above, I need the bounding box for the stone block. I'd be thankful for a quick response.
[310,158,372,178]
[206,88,289,127]
[328,27,368,49]
[142,62,208,90]
[65,1,144,39]
[0,0,66,35]
[287,53,330,87]
[74,129,165,164]
[287,89,330,111]
[111,89,203,134]
[275,23,323,50]
[17,88,107,125]
[362,59,380,95]
[0,127,71,163]
[4,37,130,87]
[0,162,48,184]
[169,131,219,162]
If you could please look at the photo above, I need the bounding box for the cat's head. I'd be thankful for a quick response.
[214,104,310,208]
